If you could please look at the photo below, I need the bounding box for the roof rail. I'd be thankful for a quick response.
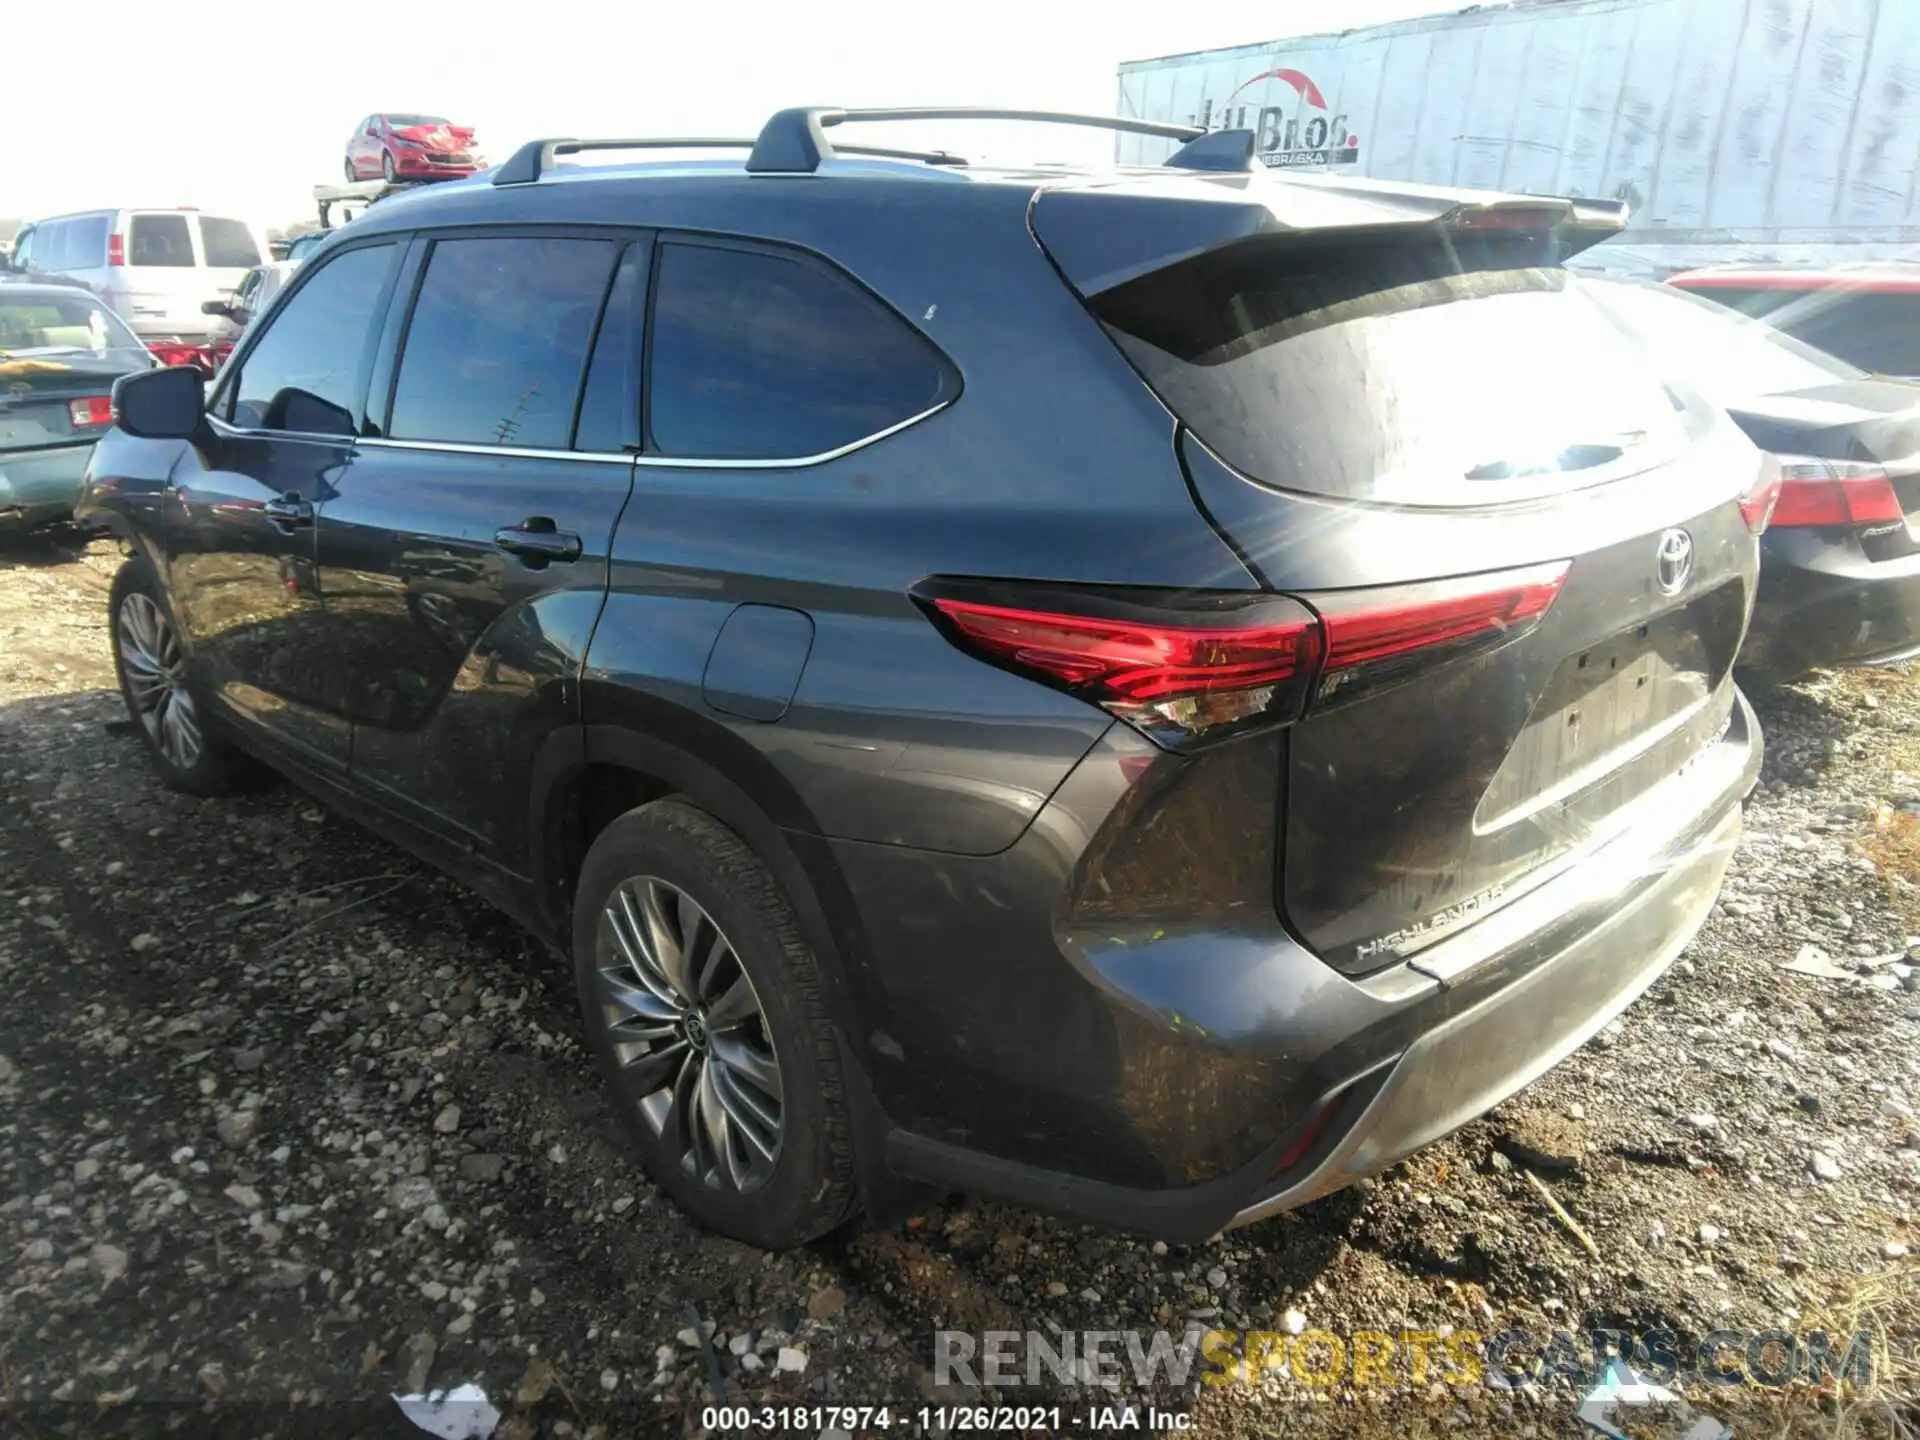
[743,107,1205,174]
[493,135,969,186]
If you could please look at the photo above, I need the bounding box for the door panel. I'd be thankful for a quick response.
[166,431,349,765]
[169,237,402,768]
[312,230,641,867]
[315,446,631,861]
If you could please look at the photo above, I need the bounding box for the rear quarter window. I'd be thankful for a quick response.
[645,240,955,460]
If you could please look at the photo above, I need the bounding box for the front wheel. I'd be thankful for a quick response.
[109,560,258,796]
[572,799,857,1249]
[381,151,397,182]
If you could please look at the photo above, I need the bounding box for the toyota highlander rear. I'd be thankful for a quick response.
[880,171,1766,1236]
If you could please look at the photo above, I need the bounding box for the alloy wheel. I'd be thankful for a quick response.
[595,876,783,1193]
[117,593,202,771]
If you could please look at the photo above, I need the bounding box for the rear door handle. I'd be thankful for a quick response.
[262,493,312,528]
[494,518,582,565]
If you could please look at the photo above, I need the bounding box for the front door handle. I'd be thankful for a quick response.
[494,517,582,565]
[262,493,312,528]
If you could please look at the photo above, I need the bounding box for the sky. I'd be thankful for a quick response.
[4,0,1464,230]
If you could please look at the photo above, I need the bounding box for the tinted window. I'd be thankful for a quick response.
[647,241,952,459]
[1774,293,1920,378]
[200,216,261,268]
[1582,280,1859,407]
[129,214,194,268]
[38,221,72,271]
[65,216,109,268]
[229,243,395,435]
[1088,232,1683,505]
[573,245,646,452]
[389,236,617,449]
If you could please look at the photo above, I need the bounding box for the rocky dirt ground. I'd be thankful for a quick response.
[2,530,1918,1440]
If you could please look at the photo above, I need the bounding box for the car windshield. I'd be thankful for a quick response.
[386,114,448,126]
[0,291,145,361]
[1580,278,1862,406]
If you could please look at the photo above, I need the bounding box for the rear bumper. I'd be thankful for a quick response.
[868,692,1760,1240]
[0,443,92,528]
[1744,541,1920,677]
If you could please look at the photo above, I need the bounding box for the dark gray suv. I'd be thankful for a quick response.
[81,109,1767,1249]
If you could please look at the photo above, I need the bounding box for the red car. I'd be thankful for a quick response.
[344,114,482,183]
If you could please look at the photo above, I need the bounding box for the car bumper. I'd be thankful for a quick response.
[1743,536,1920,677]
[853,690,1760,1240]
[392,153,480,177]
[0,443,92,529]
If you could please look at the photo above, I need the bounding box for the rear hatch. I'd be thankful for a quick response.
[1033,175,1764,973]
[0,291,149,454]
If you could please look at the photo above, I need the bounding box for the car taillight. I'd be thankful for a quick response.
[68,396,113,428]
[107,233,125,266]
[914,562,1570,748]
[1769,457,1905,529]
[1310,563,1569,709]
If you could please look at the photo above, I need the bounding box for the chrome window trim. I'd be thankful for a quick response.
[226,397,954,468]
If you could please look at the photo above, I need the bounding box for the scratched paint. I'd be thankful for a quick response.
[1116,0,1920,270]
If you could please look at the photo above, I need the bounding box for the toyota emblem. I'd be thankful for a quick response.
[1655,528,1694,595]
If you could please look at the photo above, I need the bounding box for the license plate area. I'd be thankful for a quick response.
[1476,583,1744,833]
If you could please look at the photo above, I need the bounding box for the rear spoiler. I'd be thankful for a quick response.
[1034,183,1633,297]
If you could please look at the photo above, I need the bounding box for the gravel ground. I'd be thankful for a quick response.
[2,530,1917,1439]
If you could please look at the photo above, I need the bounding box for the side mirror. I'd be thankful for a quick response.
[113,365,209,441]
[200,298,232,318]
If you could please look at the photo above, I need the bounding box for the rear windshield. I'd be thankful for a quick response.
[1088,230,1685,505]
[199,216,261,269]
[1581,279,1860,407]
[0,291,145,359]
[128,214,194,267]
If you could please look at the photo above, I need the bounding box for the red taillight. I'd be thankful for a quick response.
[923,591,1322,747]
[107,233,125,266]
[1319,566,1568,673]
[915,563,1570,747]
[68,395,113,428]
[1769,458,1905,529]
[1311,563,1570,707]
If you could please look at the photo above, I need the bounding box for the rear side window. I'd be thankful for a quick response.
[228,242,396,435]
[199,216,261,268]
[388,236,619,449]
[1086,231,1684,506]
[647,240,953,460]
[128,214,194,268]
[64,216,108,268]
[37,221,72,270]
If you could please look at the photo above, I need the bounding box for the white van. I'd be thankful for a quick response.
[13,209,270,342]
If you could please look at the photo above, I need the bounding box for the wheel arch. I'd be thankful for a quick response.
[532,695,907,1208]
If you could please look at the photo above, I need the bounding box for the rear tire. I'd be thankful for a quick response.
[343,157,358,181]
[109,559,259,797]
[572,798,858,1249]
